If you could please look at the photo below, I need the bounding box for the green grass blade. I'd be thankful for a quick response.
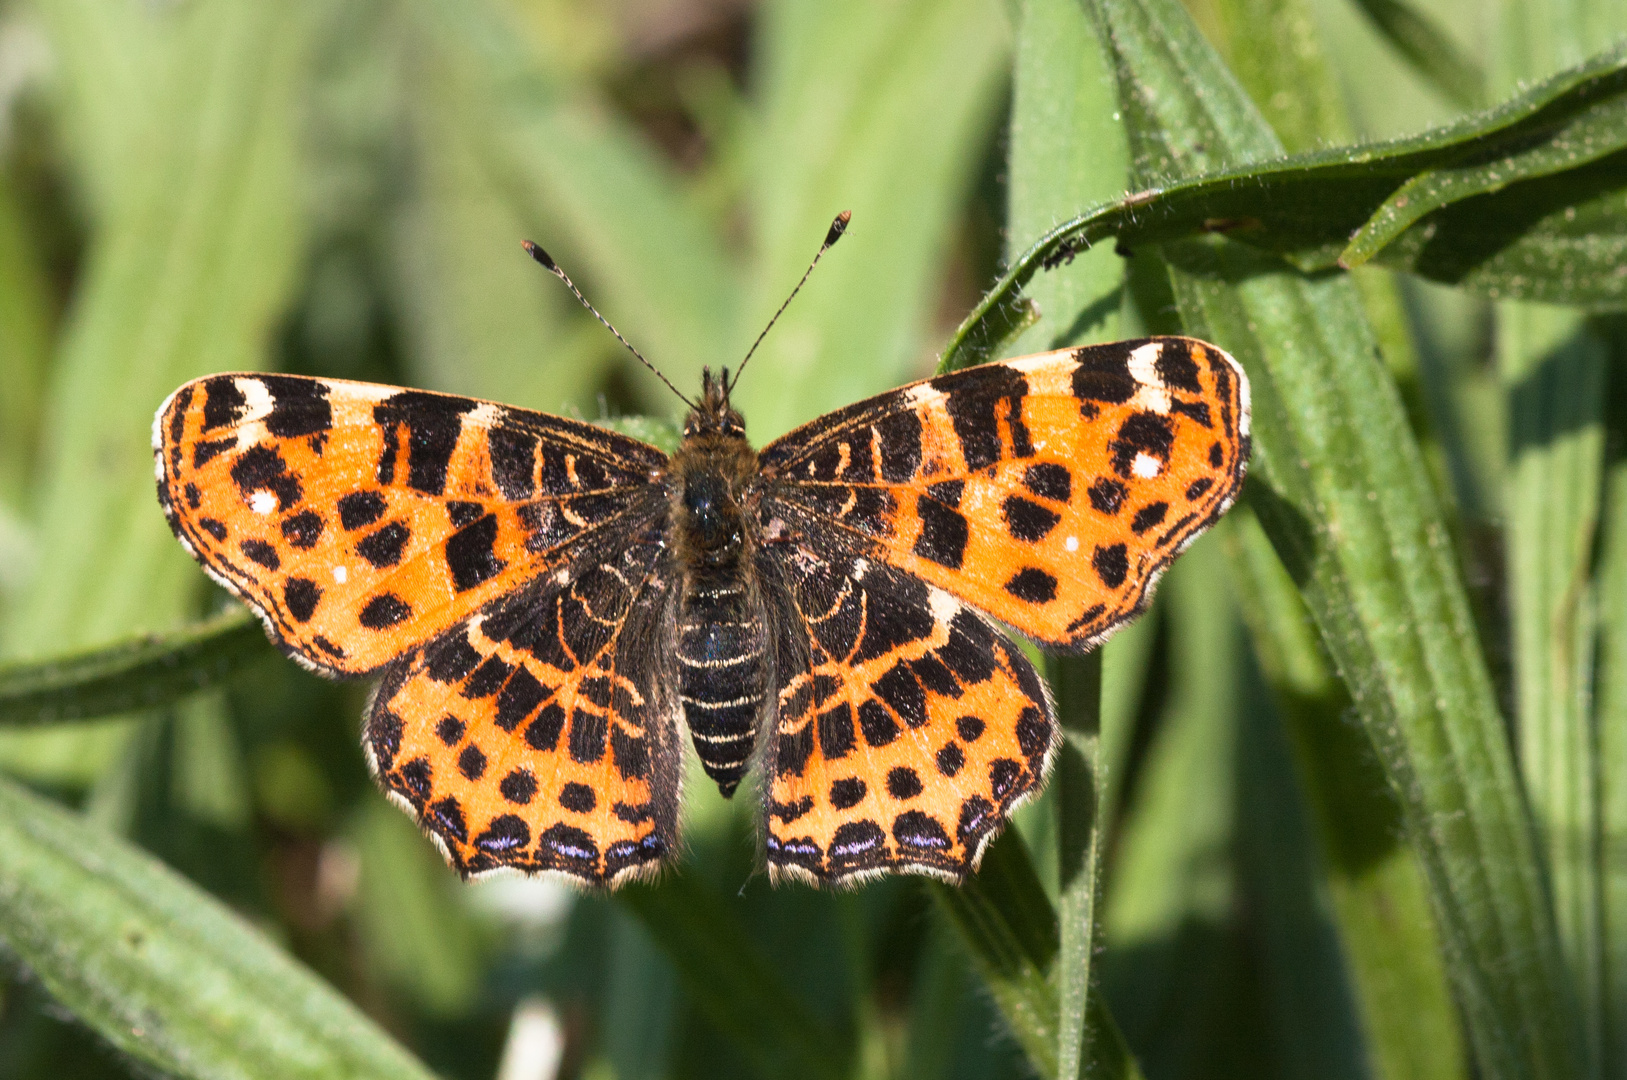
[1598,321,1627,1078]
[931,831,1059,1078]
[1347,0,1487,108]
[0,775,441,1080]
[388,14,604,417]
[736,0,1009,438]
[1006,1,1132,1075]
[0,611,266,727]
[1500,304,1609,1073]
[0,169,54,512]
[0,0,314,783]
[410,0,740,413]
[1079,0,1586,1073]
[616,874,849,1080]
[1100,540,1251,1072]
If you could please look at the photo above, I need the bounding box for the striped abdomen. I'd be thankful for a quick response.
[678,579,766,797]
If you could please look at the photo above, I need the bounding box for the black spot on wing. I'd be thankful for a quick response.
[1131,501,1169,533]
[894,811,951,854]
[231,444,302,509]
[818,702,856,760]
[1093,544,1129,589]
[193,438,235,468]
[458,744,487,780]
[356,521,410,568]
[913,498,968,569]
[1022,463,1071,503]
[201,377,246,432]
[1171,398,1212,427]
[1002,495,1059,542]
[240,539,280,570]
[1087,476,1126,514]
[886,766,922,800]
[830,777,866,809]
[338,491,386,530]
[876,408,923,482]
[933,363,1031,469]
[373,391,476,495]
[525,703,566,752]
[1186,477,1214,501]
[1004,567,1058,604]
[1110,412,1174,476]
[359,593,412,628]
[1071,345,1136,403]
[488,425,537,500]
[448,501,484,528]
[829,820,887,874]
[426,633,482,683]
[446,514,506,592]
[260,375,332,438]
[925,479,963,508]
[281,510,323,549]
[436,715,465,744]
[199,518,228,541]
[559,781,596,813]
[284,578,320,622]
[1156,339,1203,392]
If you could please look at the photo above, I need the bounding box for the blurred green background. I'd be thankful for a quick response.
[0,0,1624,1078]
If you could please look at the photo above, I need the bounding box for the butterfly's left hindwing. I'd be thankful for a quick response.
[154,374,666,675]
[756,337,1249,653]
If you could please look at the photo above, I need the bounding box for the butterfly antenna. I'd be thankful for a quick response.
[728,211,851,393]
[522,241,696,409]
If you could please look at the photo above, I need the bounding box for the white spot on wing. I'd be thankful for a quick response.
[1127,342,1164,387]
[237,377,274,425]
[332,565,349,583]
[467,401,504,428]
[1065,535,1079,552]
[249,490,277,514]
[1132,452,1162,478]
[928,588,959,625]
[903,383,939,407]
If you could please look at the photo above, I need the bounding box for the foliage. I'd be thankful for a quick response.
[0,0,1624,1078]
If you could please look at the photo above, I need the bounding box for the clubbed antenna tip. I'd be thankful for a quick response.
[521,240,557,272]
[729,212,852,392]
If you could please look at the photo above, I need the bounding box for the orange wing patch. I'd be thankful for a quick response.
[758,551,1053,885]
[155,374,663,674]
[366,541,681,885]
[758,337,1248,652]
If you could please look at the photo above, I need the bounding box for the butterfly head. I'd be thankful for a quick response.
[684,367,747,440]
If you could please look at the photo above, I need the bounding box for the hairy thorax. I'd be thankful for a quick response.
[665,387,770,796]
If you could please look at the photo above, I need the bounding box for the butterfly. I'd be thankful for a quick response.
[152,223,1249,889]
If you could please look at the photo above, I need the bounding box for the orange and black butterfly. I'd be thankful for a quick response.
[153,217,1249,888]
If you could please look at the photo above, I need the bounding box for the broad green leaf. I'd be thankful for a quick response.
[0,775,441,1080]
[0,0,314,783]
[0,611,265,727]
[940,43,1627,373]
[1079,0,1586,1074]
